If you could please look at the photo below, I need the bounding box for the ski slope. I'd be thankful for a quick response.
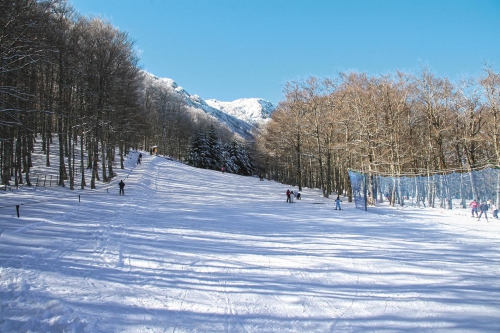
[1,152,499,332]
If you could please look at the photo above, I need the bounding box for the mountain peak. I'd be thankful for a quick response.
[143,71,276,139]
[205,98,274,125]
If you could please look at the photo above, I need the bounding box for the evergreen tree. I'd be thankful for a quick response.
[186,131,209,168]
[221,141,239,174]
[206,125,221,170]
[223,139,256,176]
[186,127,223,170]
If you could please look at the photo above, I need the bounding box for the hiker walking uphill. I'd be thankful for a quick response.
[119,180,125,196]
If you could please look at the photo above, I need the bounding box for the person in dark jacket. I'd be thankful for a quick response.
[477,201,489,221]
[119,180,125,195]
[335,195,342,210]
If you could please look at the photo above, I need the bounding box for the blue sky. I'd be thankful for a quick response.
[70,0,500,104]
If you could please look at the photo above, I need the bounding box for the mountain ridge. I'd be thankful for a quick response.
[142,71,276,139]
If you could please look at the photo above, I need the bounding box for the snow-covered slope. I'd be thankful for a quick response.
[1,149,500,332]
[143,72,276,139]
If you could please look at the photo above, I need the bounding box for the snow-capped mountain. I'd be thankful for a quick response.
[205,98,274,125]
[142,72,276,139]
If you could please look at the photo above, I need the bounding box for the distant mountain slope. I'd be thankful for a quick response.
[205,98,274,125]
[142,72,276,139]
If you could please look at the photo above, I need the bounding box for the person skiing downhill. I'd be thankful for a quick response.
[286,189,291,203]
[119,180,125,195]
[335,195,342,210]
[469,199,479,217]
[477,201,489,222]
[492,203,499,219]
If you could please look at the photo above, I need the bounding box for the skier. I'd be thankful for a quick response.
[119,180,125,195]
[335,195,342,210]
[286,189,291,203]
[290,191,295,203]
[492,203,499,219]
[469,199,479,217]
[477,201,489,221]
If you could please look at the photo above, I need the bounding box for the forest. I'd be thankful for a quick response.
[1,0,254,190]
[2,0,500,202]
[255,68,500,200]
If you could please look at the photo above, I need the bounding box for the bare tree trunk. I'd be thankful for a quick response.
[24,133,32,186]
[107,146,114,180]
[68,126,74,190]
[100,139,107,182]
[58,118,67,186]
[15,133,22,186]
[120,143,124,169]
[80,135,86,189]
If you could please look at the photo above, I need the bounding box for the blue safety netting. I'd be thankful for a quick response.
[348,167,500,210]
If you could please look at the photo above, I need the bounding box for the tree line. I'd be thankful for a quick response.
[186,124,257,176]
[255,68,500,202]
[0,0,247,189]
[4,0,500,199]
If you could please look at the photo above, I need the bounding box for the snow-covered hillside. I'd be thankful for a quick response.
[143,72,276,139]
[206,98,274,125]
[1,149,500,332]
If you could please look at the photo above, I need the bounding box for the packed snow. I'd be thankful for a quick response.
[1,152,500,332]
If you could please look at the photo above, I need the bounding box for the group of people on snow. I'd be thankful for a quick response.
[285,189,343,210]
[286,189,301,203]
[469,199,498,221]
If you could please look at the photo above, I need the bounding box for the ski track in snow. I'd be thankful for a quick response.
[1,152,500,332]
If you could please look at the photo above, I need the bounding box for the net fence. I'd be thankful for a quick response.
[348,167,500,211]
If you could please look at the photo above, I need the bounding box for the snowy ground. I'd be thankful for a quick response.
[1,152,499,332]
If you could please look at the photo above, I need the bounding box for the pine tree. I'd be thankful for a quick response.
[221,141,239,174]
[186,131,209,168]
[206,125,221,170]
[223,139,256,176]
